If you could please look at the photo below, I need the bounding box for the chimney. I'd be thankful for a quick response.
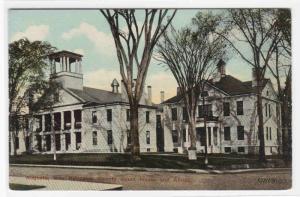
[160,91,165,103]
[111,78,120,93]
[147,85,152,104]
[217,59,226,77]
[213,59,226,83]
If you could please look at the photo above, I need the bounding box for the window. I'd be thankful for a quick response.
[126,109,130,121]
[182,107,188,122]
[24,117,29,130]
[54,113,61,131]
[74,110,82,129]
[15,137,19,149]
[223,102,230,116]
[172,130,178,143]
[183,129,187,142]
[92,131,97,145]
[127,130,131,145]
[25,136,30,151]
[213,127,218,145]
[198,104,212,118]
[64,111,71,130]
[65,133,70,151]
[146,111,150,123]
[36,115,42,131]
[224,147,231,153]
[92,111,97,124]
[238,147,245,153]
[147,148,151,152]
[269,104,271,117]
[208,127,211,146]
[269,127,272,140]
[237,126,244,140]
[224,127,231,141]
[171,108,177,121]
[237,101,244,115]
[107,130,113,145]
[146,131,150,144]
[266,127,269,140]
[55,134,61,151]
[45,114,51,132]
[265,103,268,117]
[107,109,112,122]
[75,132,81,150]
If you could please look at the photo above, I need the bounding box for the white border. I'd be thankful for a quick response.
[1,0,300,197]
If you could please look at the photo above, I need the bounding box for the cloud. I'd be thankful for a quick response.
[11,25,49,42]
[84,68,120,91]
[62,22,115,56]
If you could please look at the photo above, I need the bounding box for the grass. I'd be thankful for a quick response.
[9,183,45,190]
[9,153,267,169]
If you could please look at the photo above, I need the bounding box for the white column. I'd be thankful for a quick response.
[206,127,209,149]
[79,60,82,73]
[71,110,76,151]
[49,59,53,74]
[66,57,70,71]
[60,57,63,71]
[52,60,56,73]
[61,132,66,152]
[75,60,78,73]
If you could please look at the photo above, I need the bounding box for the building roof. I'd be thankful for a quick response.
[163,75,269,104]
[68,86,122,105]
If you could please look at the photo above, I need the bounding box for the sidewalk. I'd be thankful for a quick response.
[10,163,291,174]
[9,176,123,190]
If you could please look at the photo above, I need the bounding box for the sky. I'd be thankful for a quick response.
[8,9,254,103]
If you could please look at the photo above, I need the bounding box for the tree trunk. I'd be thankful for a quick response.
[130,102,141,161]
[257,91,266,162]
[189,117,197,149]
[281,99,290,161]
[202,97,208,165]
[51,110,57,161]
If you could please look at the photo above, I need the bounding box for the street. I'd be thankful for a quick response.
[9,165,291,190]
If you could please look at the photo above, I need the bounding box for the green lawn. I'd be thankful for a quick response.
[9,183,45,190]
[9,153,269,169]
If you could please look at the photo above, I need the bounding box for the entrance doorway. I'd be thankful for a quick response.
[196,127,206,146]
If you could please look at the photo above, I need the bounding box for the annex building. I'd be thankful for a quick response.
[160,60,282,155]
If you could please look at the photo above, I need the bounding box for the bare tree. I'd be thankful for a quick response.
[156,12,227,160]
[100,9,176,161]
[219,9,282,162]
[266,9,291,162]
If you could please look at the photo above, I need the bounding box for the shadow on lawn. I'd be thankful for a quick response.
[9,153,268,169]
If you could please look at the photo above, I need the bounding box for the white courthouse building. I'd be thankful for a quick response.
[10,50,157,155]
[10,52,282,156]
[160,60,282,155]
